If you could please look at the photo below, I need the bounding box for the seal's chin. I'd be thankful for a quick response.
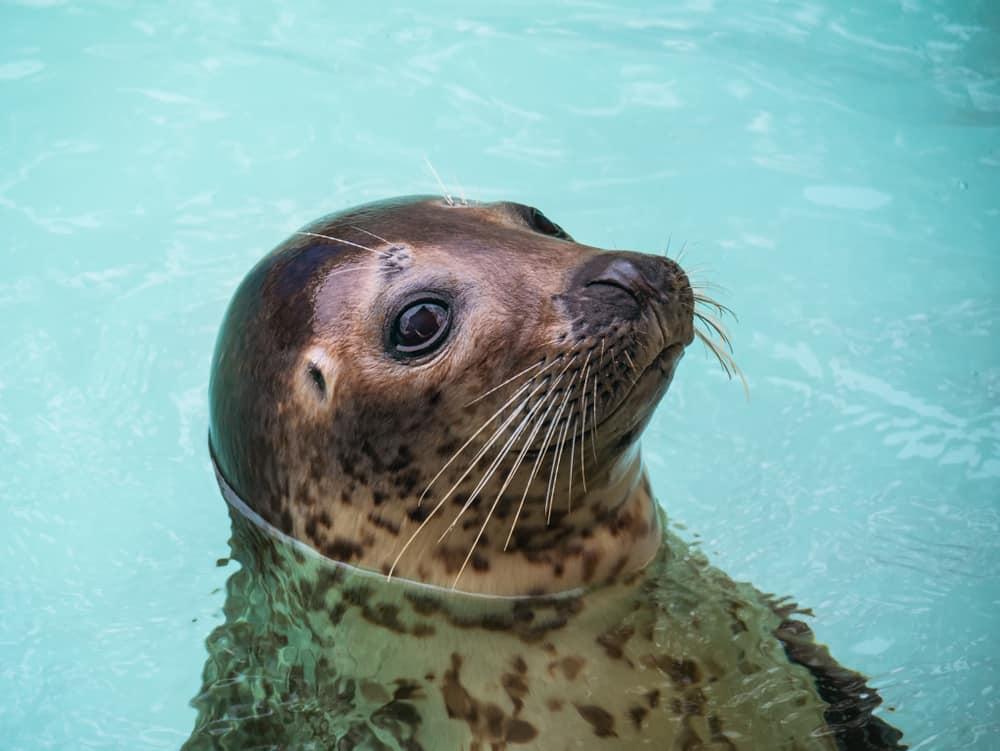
[600,341,686,442]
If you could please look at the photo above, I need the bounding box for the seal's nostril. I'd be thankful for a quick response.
[586,258,665,304]
[586,276,636,298]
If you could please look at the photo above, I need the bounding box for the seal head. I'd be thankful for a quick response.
[209,196,694,594]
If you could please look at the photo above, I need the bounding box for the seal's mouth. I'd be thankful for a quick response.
[598,340,686,432]
[515,339,686,461]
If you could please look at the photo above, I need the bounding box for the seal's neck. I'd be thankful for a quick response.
[319,452,662,596]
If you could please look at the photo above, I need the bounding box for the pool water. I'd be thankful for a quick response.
[1,1,997,748]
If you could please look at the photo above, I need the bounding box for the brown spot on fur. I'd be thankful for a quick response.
[367,511,400,535]
[575,704,617,738]
[606,554,629,582]
[643,654,702,688]
[362,602,407,633]
[434,545,466,574]
[596,623,635,661]
[411,622,436,638]
[387,445,413,471]
[556,656,585,681]
[501,673,528,712]
[645,689,660,709]
[628,705,648,729]
[324,536,363,561]
[407,505,430,522]
[505,718,537,743]
[582,550,600,582]
[441,654,474,721]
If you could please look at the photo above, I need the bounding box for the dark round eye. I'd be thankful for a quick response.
[391,300,451,356]
[528,207,570,240]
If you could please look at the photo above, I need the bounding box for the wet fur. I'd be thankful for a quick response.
[194,196,906,748]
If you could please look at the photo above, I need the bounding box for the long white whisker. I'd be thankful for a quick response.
[437,400,541,542]
[423,156,455,207]
[388,396,531,580]
[390,363,567,580]
[591,371,600,462]
[541,371,580,521]
[417,374,541,506]
[501,360,580,551]
[503,386,566,551]
[694,293,737,320]
[296,231,390,258]
[547,414,574,523]
[695,310,734,352]
[317,264,383,279]
[695,328,750,399]
[578,353,592,495]
[347,224,394,246]
[464,359,551,408]
[567,414,577,513]
[455,391,552,586]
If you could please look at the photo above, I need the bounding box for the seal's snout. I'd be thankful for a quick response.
[565,251,692,340]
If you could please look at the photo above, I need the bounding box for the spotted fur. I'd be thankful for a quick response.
[189,196,906,749]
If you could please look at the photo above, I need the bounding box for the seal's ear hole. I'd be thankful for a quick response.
[307,363,326,398]
[527,207,571,241]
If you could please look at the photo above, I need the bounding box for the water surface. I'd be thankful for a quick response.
[1,1,998,748]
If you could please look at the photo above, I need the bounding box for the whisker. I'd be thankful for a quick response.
[317,264,383,279]
[388,390,536,580]
[622,350,637,373]
[578,354,593,494]
[464,359,550,408]
[347,224,394,247]
[438,398,540,544]
[694,310,734,353]
[423,156,455,207]
[675,240,689,265]
[423,374,551,509]
[296,231,391,259]
[458,405,545,574]
[547,414,573,523]
[541,372,580,522]
[591,369,600,461]
[499,387,562,552]
[694,293,737,320]
[455,177,469,207]
[695,328,750,399]
[417,374,542,507]
[448,388,554,588]
[503,366,578,550]
[567,414,578,512]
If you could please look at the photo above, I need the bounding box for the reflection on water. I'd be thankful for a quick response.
[0,1,997,748]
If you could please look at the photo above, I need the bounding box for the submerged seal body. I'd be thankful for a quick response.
[188,196,905,749]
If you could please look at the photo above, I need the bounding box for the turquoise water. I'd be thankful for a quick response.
[1,1,997,748]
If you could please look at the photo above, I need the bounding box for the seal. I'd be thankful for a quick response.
[186,196,906,750]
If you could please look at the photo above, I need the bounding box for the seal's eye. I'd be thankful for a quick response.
[528,207,570,240]
[391,300,451,357]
